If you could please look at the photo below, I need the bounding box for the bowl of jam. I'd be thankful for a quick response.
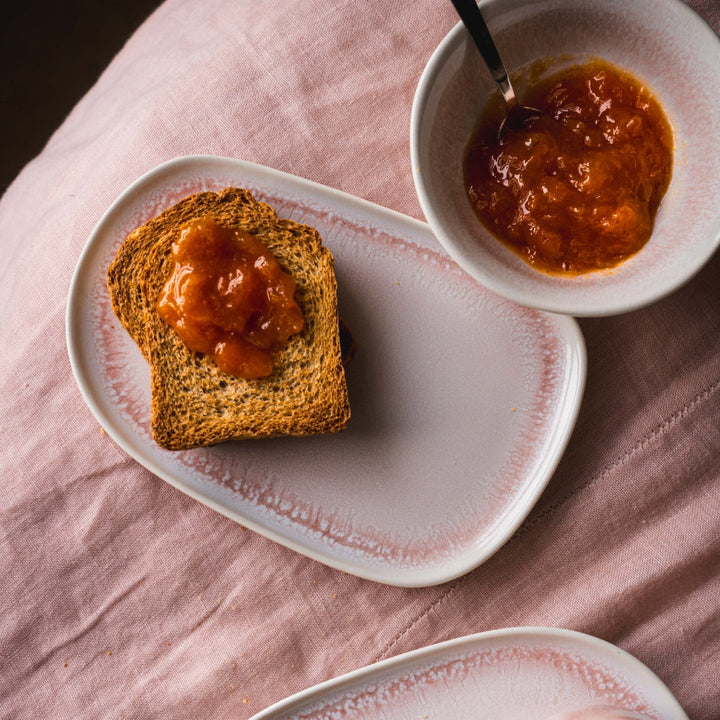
[411,0,720,316]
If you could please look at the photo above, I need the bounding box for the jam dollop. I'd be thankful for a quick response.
[156,216,304,379]
[463,59,673,274]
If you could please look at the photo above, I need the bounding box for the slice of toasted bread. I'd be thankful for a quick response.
[107,187,350,450]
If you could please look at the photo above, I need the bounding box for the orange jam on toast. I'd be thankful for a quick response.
[157,216,304,378]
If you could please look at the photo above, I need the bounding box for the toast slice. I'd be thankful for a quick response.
[107,187,350,450]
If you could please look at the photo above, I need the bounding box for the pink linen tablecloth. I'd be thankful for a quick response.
[1,0,719,718]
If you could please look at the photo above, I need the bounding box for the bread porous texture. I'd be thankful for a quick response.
[107,187,350,450]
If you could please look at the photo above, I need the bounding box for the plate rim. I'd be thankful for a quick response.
[65,154,587,587]
[248,626,688,720]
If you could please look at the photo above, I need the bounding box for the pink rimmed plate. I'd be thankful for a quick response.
[66,155,586,587]
[249,628,688,720]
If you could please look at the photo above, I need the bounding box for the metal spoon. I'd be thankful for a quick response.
[450,0,543,136]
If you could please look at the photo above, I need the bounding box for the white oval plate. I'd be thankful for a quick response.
[249,627,688,720]
[66,155,586,587]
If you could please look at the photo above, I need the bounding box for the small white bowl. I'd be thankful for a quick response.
[411,0,720,316]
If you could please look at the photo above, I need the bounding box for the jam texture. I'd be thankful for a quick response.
[157,216,304,378]
[464,59,673,274]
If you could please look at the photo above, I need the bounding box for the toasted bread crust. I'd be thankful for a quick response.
[107,187,350,450]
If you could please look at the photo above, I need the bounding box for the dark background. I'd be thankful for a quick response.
[1,0,162,193]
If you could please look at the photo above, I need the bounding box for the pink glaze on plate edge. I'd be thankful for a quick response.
[271,643,654,720]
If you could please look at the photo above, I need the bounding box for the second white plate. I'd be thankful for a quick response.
[66,155,586,586]
[249,628,688,720]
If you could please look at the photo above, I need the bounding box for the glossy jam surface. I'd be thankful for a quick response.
[463,59,673,275]
[157,216,304,378]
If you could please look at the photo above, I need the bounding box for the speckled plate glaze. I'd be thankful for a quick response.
[66,155,585,586]
[249,628,688,720]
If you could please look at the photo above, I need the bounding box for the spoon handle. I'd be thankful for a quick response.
[449,0,515,107]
